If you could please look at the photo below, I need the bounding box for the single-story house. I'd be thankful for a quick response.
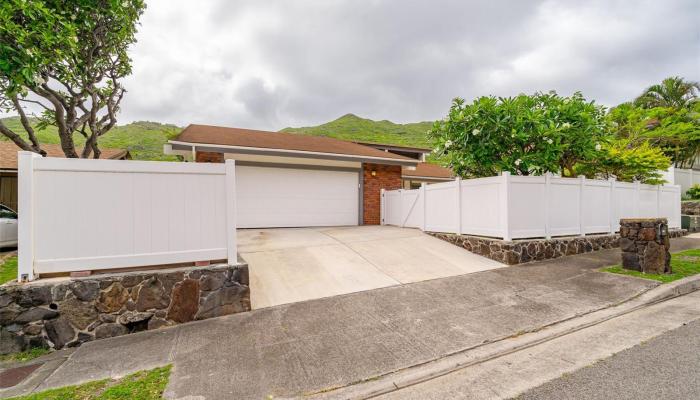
[165,124,453,227]
[0,142,130,211]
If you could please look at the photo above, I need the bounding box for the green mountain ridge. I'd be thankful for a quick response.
[0,117,182,161]
[1,113,437,161]
[281,114,435,148]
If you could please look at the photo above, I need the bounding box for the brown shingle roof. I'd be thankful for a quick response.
[402,162,454,179]
[171,124,418,163]
[355,141,432,153]
[0,142,129,170]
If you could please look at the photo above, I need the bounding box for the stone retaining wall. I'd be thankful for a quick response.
[0,263,250,354]
[681,201,700,216]
[430,229,687,265]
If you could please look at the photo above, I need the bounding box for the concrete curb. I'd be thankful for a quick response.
[307,274,700,400]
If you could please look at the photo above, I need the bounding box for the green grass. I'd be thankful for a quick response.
[8,365,172,400]
[0,255,18,285]
[603,248,700,283]
[1,117,182,161]
[0,347,52,363]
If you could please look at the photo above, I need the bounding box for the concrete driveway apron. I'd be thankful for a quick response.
[238,225,504,308]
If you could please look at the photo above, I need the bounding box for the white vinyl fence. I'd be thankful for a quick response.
[668,167,700,195]
[381,172,681,240]
[18,152,237,281]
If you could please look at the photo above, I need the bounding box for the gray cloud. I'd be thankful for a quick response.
[109,0,700,129]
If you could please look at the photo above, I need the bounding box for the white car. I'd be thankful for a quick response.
[0,204,18,248]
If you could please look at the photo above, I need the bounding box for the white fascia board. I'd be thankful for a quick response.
[168,140,419,166]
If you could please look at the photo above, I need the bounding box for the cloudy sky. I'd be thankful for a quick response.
[118,0,699,130]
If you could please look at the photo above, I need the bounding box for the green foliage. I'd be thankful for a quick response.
[607,102,700,168]
[282,113,434,148]
[0,255,17,285]
[0,0,147,157]
[0,117,181,161]
[430,91,607,177]
[576,139,670,184]
[686,185,700,200]
[603,248,700,283]
[634,76,700,109]
[0,0,144,96]
[8,365,171,400]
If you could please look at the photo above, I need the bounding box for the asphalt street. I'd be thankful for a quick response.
[517,319,700,400]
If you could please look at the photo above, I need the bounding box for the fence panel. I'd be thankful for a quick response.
[509,175,546,239]
[548,177,581,236]
[400,189,423,228]
[18,152,237,281]
[582,179,612,234]
[424,181,459,233]
[460,176,502,237]
[382,173,681,240]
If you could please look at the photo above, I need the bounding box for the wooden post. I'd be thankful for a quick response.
[225,159,237,265]
[18,151,40,281]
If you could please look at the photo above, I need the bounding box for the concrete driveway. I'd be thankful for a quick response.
[238,225,504,309]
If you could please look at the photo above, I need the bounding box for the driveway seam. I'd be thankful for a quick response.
[315,229,402,285]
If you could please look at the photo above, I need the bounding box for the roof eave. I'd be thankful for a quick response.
[169,140,420,166]
[401,175,454,181]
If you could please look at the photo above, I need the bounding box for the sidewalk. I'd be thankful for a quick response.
[6,237,700,399]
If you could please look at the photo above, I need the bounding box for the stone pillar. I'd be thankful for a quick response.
[619,218,671,274]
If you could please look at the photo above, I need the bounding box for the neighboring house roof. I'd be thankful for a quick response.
[354,141,432,154]
[169,124,419,166]
[402,162,454,180]
[0,142,129,171]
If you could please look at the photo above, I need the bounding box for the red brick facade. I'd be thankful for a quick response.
[363,163,402,225]
[196,151,224,163]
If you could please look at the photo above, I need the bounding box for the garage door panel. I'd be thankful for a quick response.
[236,166,359,228]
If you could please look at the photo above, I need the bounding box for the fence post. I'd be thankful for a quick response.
[399,189,405,228]
[544,172,552,239]
[18,151,40,282]
[420,183,427,231]
[380,188,385,225]
[634,180,641,217]
[656,184,661,218]
[225,159,237,265]
[500,171,511,241]
[578,175,586,237]
[455,177,462,235]
[691,169,694,189]
[609,177,616,234]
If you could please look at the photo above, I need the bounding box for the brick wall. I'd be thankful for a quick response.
[196,151,224,163]
[363,163,402,225]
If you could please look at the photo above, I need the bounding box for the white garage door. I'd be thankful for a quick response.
[236,165,359,228]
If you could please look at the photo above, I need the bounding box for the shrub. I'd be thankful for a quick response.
[687,185,700,199]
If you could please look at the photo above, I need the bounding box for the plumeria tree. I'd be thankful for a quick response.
[430,91,607,177]
[0,0,145,158]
